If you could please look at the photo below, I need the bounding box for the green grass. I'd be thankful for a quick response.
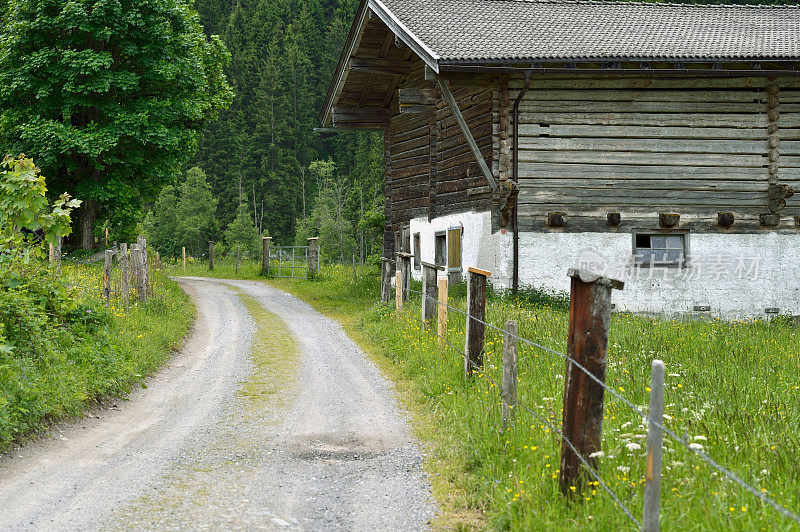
[266,264,800,531]
[163,254,310,281]
[0,261,194,450]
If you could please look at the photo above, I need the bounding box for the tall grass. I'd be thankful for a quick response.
[271,265,800,531]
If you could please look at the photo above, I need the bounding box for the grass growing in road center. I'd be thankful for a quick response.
[269,265,800,531]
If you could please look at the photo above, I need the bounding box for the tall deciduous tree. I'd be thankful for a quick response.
[0,0,234,248]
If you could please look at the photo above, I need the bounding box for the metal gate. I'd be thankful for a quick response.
[271,245,317,278]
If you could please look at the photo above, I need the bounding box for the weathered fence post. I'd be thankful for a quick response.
[120,243,130,303]
[380,257,395,302]
[137,236,149,300]
[155,251,161,270]
[131,245,142,301]
[103,249,114,300]
[643,359,666,532]
[559,268,624,495]
[236,246,240,274]
[421,262,438,329]
[502,320,518,428]
[395,271,403,311]
[464,267,491,379]
[397,252,412,303]
[307,237,319,279]
[208,241,214,271]
[437,276,448,348]
[261,236,272,276]
[182,246,186,274]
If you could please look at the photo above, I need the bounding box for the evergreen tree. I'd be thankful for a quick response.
[177,167,218,257]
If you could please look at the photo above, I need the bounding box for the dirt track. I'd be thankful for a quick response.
[0,278,435,530]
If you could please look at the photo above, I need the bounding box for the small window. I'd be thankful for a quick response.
[435,232,447,267]
[413,233,421,270]
[401,225,411,254]
[634,233,686,267]
[447,226,462,271]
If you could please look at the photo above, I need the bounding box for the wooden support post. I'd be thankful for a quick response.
[395,271,403,311]
[131,245,142,301]
[209,241,214,271]
[560,269,624,495]
[261,237,272,276]
[421,262,438,328]
[103,250,113,300]
[464,267,491,379]
[437,276,448,348]
[182,247,186,274]
[380,257,395,302]
[643,359,666,532]
[307,237,319,279]
[502,320,518,428]
[120,243,130,304]
[236,246,240,274]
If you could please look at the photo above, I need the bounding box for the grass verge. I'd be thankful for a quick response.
[0,261,194,450]
[267,264,800,532]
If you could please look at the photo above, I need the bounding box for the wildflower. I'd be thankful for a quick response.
[625,442,641,451]
[689,443,703,451]
[589,451,605,458]
[693,435,707,441]
[617,466,630,474]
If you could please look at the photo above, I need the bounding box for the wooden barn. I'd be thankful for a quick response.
[320,0,800,318]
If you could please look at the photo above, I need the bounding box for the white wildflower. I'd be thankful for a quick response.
[621,422,632,429]
[693,435,707,441]
[626,442,642,451]
[589,451,605,458]
[663,414,673,421]
[668,373,681,377]
[670,461,685,467]
[760,469,769,476]
[617,466,630,474]
[689,443,704,451]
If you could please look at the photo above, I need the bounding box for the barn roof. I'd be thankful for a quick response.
[377,0,800,65]
[321,0,800,126]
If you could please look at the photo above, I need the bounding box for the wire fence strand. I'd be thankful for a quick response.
[402,284,800,525]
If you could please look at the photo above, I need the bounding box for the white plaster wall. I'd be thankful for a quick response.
[518,232,800,319]
[409,211,512,285]
[409,210,800,318]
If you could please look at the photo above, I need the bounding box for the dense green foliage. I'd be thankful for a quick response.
[0,0,233,247]
[191,0,385,259]
[145,166,218,257]
[0,262,193,449]
[0,155,81,270]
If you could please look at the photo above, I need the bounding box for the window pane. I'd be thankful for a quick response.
[650,235,667,249]
[666,235,683,249]
[666,249,683,263]
[635,234,651,248]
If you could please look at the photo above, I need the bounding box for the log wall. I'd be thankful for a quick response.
[513,76,800,232]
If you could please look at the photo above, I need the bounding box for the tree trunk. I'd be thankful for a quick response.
[80,198,98,250]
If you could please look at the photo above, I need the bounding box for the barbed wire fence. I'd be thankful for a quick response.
[384,257,800,530]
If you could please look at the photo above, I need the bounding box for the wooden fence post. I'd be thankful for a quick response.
[103,249,113,300]
[559,268,624,495]
[182,246,186,274]
[208,241,214,271]
[437,276,448,348]
[307,237,319,278]
[49,236,62,266]
[236,246,240,274]
[502,320,518,428]
[155,251,160,270]
[131,245,142,301]
[395,271,403,311]
[120,243,130,303]
[380,257,395,302]
[421,262,438,328]
[643,359,666,532]
[137,236,149,300]
[397,252,412,303]
[261,237,271,276]
[464,267,491,379]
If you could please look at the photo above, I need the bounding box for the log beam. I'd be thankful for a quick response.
[349,57,411,76]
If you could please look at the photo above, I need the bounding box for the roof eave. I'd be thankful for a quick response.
[319,0,442,128]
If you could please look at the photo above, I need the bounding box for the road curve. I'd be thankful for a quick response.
[0,277,435,530]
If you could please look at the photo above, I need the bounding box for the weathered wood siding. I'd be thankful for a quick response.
[780,85,800,219]
[513,76,800,232]
[383,59,494,256]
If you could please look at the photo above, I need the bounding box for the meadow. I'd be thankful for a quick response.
[165,256,800,530]
[0,260,194,450]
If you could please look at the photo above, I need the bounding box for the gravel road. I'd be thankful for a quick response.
[0,278,435,530]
